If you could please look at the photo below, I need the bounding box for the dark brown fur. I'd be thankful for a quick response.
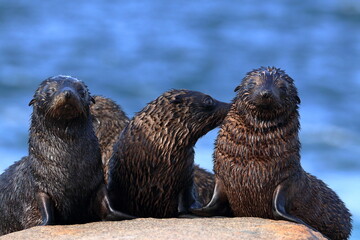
[213,67,352,239]
[107,89,230,218]
[0,76,132,236]
[193,165,215,206]
[90,95,216,204]
[90,96,129,182]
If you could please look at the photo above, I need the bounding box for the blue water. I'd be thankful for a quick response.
[0,0,359,238]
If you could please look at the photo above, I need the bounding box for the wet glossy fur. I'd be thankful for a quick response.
[90,96,129,183]
[90,96,216,204]
[0,76,116,235]
[215,67,352,239]
[193,165,215,206]
[108,89,229,217]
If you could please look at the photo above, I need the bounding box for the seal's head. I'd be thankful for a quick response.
[135,89,230,146]
[234,66,300,120]
[29,75,95,120]
[167,90,230,139]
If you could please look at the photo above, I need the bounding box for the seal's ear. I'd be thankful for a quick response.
[91,96,96,104]
[170,95,183,104]
[29,99,36,106]
[234,85,241,92]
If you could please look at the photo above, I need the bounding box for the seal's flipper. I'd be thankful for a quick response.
[36,192,55,225]
[273,181,309,227]
[178,181,203,218]
[95,184,135,221]
[178,182,199,215]
[190,177,232,217]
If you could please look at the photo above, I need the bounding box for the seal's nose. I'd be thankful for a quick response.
[259,90,272,98]
[64,90,71,99]
[61,87,74,99]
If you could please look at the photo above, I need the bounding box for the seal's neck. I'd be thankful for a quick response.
[33,109,91,134]
[28,111,95,159]
[218,104,300,165]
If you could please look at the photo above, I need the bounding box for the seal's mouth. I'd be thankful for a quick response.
[195,100,231,140]
[249,90,282,110]
[254,99,278,109]
[214,101,231,125]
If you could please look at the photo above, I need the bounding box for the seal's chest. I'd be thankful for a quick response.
[227,179,275,218]
[224,162,279,218]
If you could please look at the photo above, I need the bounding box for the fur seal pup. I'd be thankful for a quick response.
[191,67,352,239]
[107,89,230,218]
[90,95,129,182]
[90,95,216,203]
[0,76,133,236]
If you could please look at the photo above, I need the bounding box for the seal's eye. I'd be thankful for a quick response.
[275,80,288,92]
[47,87,56,96]
[77,88,86,98]
[203,96,215,109]
[247,81,256,89]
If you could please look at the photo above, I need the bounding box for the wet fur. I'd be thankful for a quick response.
[108,89,229,217]
[214,67,352,239]
[193,165,215,206]
[0,76,111,235]
[90,96,129,183]
[90,96,216,203]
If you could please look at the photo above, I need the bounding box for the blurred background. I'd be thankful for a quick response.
[0,0,359,238]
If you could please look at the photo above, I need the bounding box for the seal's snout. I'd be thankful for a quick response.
[218,101,231,115]
[60,87,76,99]
[47,85,86,120]
[64,90,72,99]
[257,83,280,101]
[259,89,272,99]
[213,101,231,125]
[250,85,281,110]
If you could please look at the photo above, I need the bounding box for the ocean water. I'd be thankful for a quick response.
[0,0,359,238]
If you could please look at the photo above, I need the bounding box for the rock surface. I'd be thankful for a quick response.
[0,217,326,240]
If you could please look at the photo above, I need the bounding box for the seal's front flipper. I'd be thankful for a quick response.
[190,177,232,217]
[272,181,310,228]
[36,192,55,225]
[95,184,135,221]
[178,181,199,215]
